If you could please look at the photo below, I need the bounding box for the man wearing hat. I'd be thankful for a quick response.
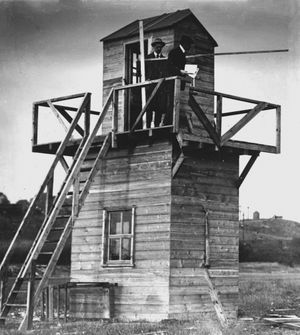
[145,37,167,128]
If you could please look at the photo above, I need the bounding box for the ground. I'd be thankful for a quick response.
[0,263,299,334]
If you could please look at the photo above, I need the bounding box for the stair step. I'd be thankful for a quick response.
[6,303,27,308]
[13,290,27,294]
[51,227,65,231]
[45,240,60,244]
[39,252,54,256]
[56,215,70,219]
[80,167,92,172]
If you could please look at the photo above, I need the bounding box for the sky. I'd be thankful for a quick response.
[0,0,299,221]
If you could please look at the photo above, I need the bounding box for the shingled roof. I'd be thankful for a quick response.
[100,9,218,46]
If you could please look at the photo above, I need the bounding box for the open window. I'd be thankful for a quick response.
[101,207,136,267]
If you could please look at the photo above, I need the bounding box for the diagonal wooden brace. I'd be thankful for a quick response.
[221,102,268,146]
[130,78,165,132]
[236,153,259,188]
[188,93,220,148]
[55,106,85,137]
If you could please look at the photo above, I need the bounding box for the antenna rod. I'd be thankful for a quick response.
[186,49,289,58]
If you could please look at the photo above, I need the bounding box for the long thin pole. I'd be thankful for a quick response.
[186,48,289,59]
[139,20,147,128]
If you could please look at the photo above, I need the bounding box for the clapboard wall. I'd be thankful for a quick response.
[70,139,240,321]
[169,151,239,320]
[71,139,173,321]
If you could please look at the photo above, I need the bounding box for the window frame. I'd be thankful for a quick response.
[101,207,135,267]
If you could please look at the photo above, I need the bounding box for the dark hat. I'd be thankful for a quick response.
[151,38,166,47]
[180,35,193,46]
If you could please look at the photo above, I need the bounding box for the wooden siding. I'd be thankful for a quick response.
[71,139,173,321]
[169,151,239,320]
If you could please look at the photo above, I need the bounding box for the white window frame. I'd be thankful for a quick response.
[101,207,135,267]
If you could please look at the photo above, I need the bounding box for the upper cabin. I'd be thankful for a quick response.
[100,8,218,135]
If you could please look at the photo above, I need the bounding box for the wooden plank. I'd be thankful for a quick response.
[216,95,222,137]
[47,100,69,133]
[32,104,39,146]
[221,102,268,146]
[276,105,281,153]
[173,78,181,133]
[56,106,85,137]
[215,104,274,117]
[236,153,259,188]
[59,156,69,173]
[84,96,91,137]
[203,268,228,328]
[188,93,220,147]
[34,92,86,105]
[172,153,185,178]
[190,86,278,107]
[112,89,118,148]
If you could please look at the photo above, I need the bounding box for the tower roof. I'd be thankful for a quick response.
[100,8,218,46]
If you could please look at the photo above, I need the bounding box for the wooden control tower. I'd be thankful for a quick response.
[0,9,281,330]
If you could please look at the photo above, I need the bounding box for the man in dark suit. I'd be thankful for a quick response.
[167,35,193,84]
[145,38,166,128]
[164,35,193,125]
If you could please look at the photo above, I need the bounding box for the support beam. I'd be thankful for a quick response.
[32,104,39,146]
[112,89,119,148]
[203,268,228,328]
[172,78,181,133]
[276,105,281,153]
[59,157,69,173]
[221,102,268,146]
[188,93,220,147]
[236,153,259,188]
[216,95,222,137]
[47,101,69,133]
[172,153,185,178]
[56,106,85,137]
[215,104,274,118]
[25,261,36,330]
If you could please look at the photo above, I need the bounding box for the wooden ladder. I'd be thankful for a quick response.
[0,89,114,331]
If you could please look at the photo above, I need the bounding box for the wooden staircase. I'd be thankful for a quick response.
[0,90,114,331]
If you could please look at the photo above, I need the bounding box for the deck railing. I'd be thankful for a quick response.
[189,86,281,153]
[32,78,281,154]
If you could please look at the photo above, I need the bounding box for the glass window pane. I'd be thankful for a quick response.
[110,212,122,234]
[123,211,132,234]
[109,238,120,260]
[121,238,131,260]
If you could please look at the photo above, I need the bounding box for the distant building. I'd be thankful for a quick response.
[253,211,260,220]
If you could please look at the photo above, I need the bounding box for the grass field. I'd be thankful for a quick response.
[0,263,299,334]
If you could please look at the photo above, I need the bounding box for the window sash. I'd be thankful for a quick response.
[101,207,135,267]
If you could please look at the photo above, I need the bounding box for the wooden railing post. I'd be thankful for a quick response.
[25,260,36,330]
[48,285,54,321]
[32,104,38,147]
[276,105,281,153]
[84,93,91,138]
[112,89,118,148]
[216,95,222,137]
[173,78,181,133]
[64,284,68,323]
